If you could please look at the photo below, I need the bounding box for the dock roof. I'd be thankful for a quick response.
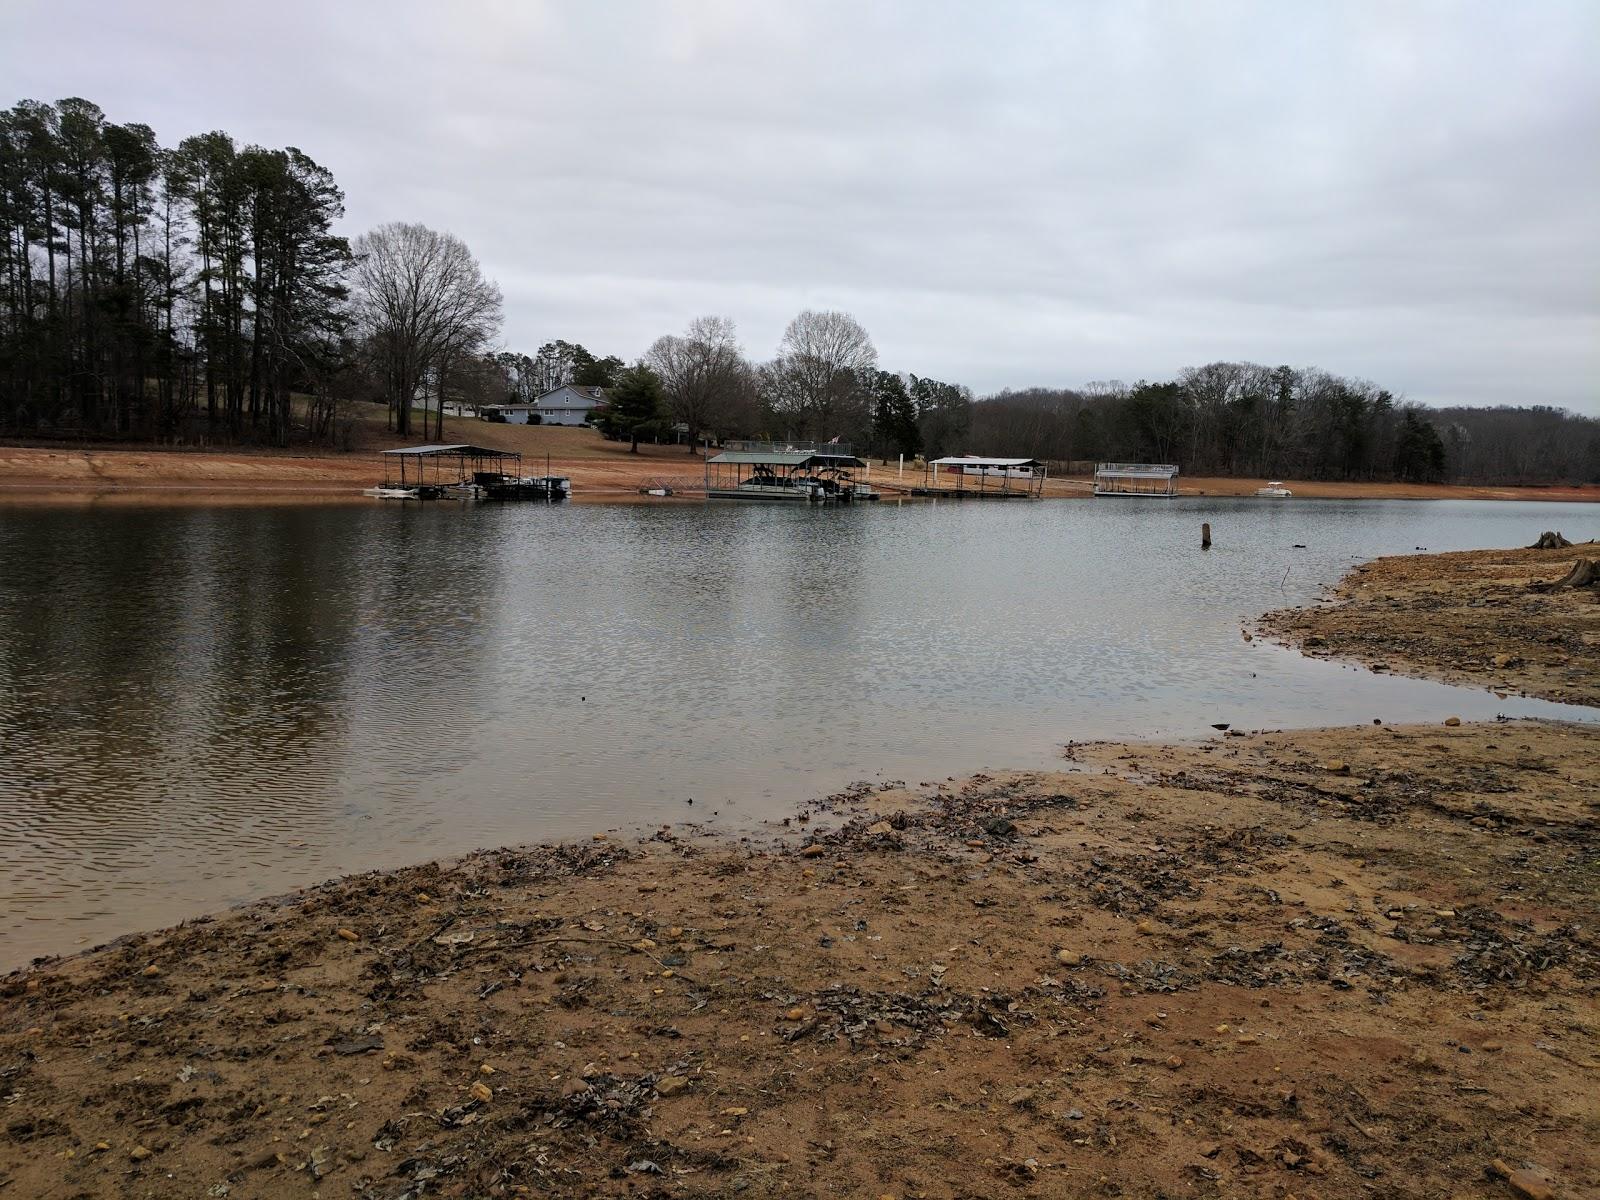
[708,449,867,467]
[381,444,518,458]
[930,456,1043,468]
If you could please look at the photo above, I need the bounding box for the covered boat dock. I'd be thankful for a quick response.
[1093,463,1179,497]
[370,445,570,501]
[704,441,876,503]
[913,455,1047,498]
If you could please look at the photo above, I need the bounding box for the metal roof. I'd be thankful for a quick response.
[708,450,867,467]
[930,456,1043,467]
[1094,462,1178,476]
[381,444,518,458]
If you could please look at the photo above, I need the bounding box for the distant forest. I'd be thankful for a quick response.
[965,370,1600,485]
[1,96,1595,485]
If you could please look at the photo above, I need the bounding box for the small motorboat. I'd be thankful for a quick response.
[641,486,673,497]
[363,486,421,500]
[1255,481,1293,498]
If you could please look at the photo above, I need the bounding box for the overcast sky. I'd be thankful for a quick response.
[4,1,1596,411]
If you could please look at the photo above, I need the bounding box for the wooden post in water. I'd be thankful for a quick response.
[1201,522,1212,549]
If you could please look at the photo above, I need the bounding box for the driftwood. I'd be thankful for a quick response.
[1528,531,1572,550]
[1529,557,1598,592]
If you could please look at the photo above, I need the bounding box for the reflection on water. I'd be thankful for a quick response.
[1,496,1594,965]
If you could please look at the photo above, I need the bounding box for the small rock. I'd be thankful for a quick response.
[1135,919,1155,935]
[1321,760,1349,774]
[981,817,1017,839]
[1492,1159,1556,1200]
[801,844,827,858]
[469,1081,493,1103]
[784,1007,807,1021]
[655,1075,689,1096]
[336,928,360,942]
[1055,949,1083,968]
[130,1145,153,1161]
[1165,1055,1185,1070]
[721,1106,749,1117]
[1444,716,1462,727]
[865,821,893,836]
[1199,1142,1221,1158]
[139,965,161,978]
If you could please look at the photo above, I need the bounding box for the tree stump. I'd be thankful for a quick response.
[1528,531,1572,550]
[1531,557,1598,592]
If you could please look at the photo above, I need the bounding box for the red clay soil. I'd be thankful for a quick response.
[3,419,1597,504]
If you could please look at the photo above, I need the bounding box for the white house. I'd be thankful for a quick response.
[535,384,607,426]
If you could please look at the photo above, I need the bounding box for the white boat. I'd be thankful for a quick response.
[362,486,421,500]
[1255,481,1293,498]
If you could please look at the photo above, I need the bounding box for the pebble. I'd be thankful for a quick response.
[1055,949,1083,967]
[784,1007,807,1021]
[866,821,893,836]
[1165,1055,1185,1070]
[336,928,360,942]
[469,1081,494,1103]
[655,1075,689,1096]
[1444,716,1462,727]
[139,965,161,978]
[1321,760,1349,774]
[129,1145,153,1161]
[801,845,827,858]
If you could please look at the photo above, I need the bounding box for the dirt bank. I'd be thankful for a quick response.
[3,713,1596,1199]
[1261,541,1600,707]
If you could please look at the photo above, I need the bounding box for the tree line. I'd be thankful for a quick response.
[968,367,1600,484]
[4,97,1593,482]
[1,97,352,443]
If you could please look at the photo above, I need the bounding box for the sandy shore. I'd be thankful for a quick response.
[4,440,1598,503]
[1,547,1596,1198]
[1261,541,1600,707]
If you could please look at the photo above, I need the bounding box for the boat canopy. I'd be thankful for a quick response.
[381,444,515,458]
[707,449,867,468]
[929,456,1044,468]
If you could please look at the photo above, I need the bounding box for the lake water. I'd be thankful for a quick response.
[1,495,1594,967]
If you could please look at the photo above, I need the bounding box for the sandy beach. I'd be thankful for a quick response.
[1,539,1596,1198]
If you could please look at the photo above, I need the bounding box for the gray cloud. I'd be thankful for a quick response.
[3,0,1596,410]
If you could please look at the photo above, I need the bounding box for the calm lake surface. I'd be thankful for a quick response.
[1,496,1595,966]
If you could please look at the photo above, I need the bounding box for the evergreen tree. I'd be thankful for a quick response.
[602,361,664,453]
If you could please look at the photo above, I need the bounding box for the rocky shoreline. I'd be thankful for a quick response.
[2,547,1597,1199]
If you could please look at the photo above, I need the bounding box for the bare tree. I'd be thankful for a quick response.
[646,315,746,453]
[351,222,502,438]
[762,309,877,441]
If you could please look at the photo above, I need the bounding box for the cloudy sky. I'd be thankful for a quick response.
[4,0,1596,411]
